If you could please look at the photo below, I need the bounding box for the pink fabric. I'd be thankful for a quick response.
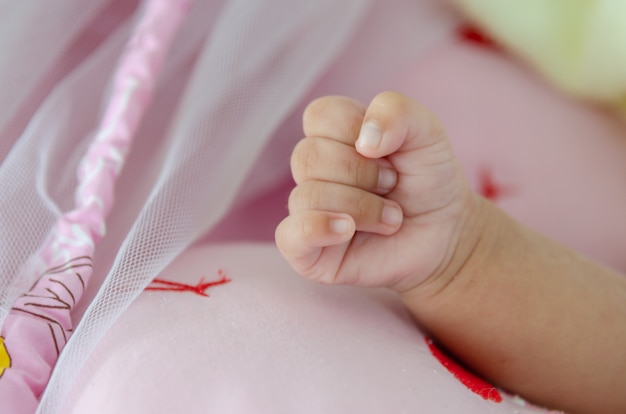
[1,0,625,413]
[62,9,626,414]
[32,1,378,411]
[65,243,558,414]
[0,1,189,411]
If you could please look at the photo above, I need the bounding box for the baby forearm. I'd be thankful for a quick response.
[278,92,626,413]
[401,197,626,414]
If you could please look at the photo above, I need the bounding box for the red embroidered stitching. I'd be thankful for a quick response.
[457,24,499,50]
[478,167,515,202]
[426,337,502,402]
[145,269,230,297]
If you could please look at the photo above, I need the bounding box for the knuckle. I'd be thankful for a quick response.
[291,138,320,182]
[373,90,413,114]
[290,140,304,180]
[304,96,366,140]
[274,220,290,251]
[287,186,304,212]
[289,181,323,211]
[303,96,333,135]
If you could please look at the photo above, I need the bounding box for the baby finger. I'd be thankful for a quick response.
[288,181,403,236]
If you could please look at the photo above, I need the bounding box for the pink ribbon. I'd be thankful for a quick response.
[0,1,190,412]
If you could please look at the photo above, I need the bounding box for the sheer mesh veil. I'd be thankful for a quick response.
[0,0,371,412]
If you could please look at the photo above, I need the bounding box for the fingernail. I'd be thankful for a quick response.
[356,121,383,151]
[377,166,397,192]
[330,218,352,235]
[381,204,403,227]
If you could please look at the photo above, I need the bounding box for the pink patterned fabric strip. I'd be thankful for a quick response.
[0,1,190,412]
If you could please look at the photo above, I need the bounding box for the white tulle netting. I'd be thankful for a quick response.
[0,0,374,412]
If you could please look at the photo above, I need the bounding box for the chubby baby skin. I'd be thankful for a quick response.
[275,92,626,414]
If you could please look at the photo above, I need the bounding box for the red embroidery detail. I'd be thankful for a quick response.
[457,24,499,50]
[477,168,515,202]
[146,269,230,297]
[426,337,502,402]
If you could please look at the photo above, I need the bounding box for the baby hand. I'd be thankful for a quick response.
[275,92,479,293]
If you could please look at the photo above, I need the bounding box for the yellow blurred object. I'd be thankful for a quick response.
[451,0,626,114]
[0,337,10,377]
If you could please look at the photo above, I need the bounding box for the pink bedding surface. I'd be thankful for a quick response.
[65,7,626,414]
[3,0,624,412]
[65,243,559,414]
